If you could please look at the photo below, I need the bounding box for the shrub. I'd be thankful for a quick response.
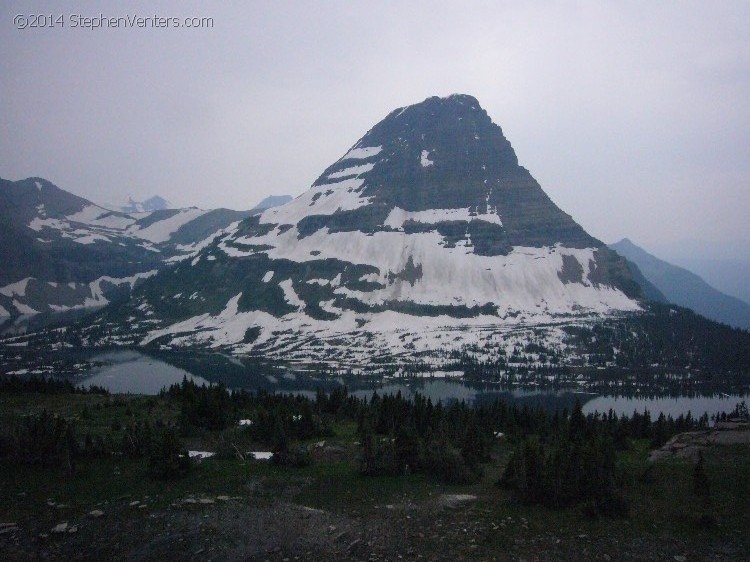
[121,421,154,458]
[272,446,312,468]
[693,451,710,496]
[6,411,78,471]
[359,432,401,476]
[424,440,478,484]
[148,427,191,479]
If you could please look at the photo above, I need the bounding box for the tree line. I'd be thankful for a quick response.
[0,376,722,510]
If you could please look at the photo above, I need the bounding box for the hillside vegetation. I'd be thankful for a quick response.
[1,377,748,560]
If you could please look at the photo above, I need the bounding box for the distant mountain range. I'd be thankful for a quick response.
[102,195,174,213]
[647,239,750,305]
[610,238,750,330]
[3,96,750,382]
[0,177,256,317]
[665,256,750,307]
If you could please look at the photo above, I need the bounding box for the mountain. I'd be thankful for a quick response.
[89,94,646,368]
[651,239,750,305]
[0,177,252,317]
[619,259,668,305]
[119,195,172,214]
[250,195,293,213]
[673,257,750,305]
[609,238,750,330]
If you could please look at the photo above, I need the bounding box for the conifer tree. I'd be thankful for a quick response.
[693,450,710,496]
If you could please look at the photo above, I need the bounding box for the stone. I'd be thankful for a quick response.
[51,523,68,533]
[439,494,477,510]
[88,510,105,518]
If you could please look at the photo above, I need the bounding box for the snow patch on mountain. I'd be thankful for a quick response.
[342,145,382,161]
[28,217,70,233]
[212,219,639,329]
[138,294,603,369]
[24,199,211,248]
[1,271,159,315]
[73,233,111,245]
[384,207,502,229]
[66,205,135,229]
[258,178,371,226]
[279,280,305,309]
[165,221,244,264]
[0,278,32,298]
[88,271,159,302]
[328,162,375,179]
[127,208,208,243]
[12,300,38,315]
[142,292,258,348]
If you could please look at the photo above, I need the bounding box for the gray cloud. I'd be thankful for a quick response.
[2,1,749,252]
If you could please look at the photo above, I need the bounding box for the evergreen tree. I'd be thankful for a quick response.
[148,427,190,479]
[271,414,289,460]
[568,400,587,443]
[693,451,710,496]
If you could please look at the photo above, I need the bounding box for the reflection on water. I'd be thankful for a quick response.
[83,350,210,395]
[78,350,748,418]
[352,380,478,403]
[583,394,750,419]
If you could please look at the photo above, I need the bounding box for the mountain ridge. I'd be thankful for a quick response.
[609,238,750,330]
[0,176,254,317]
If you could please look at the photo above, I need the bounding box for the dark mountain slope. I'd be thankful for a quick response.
[610,238,750,330]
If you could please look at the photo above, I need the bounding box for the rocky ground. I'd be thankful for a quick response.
[648,425,750,463]
[1,485,745,561]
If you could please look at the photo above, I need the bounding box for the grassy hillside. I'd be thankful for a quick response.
[1,381,748,560]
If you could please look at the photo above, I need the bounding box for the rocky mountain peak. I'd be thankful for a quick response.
[317,94,518,195]
[258,95,599,253]
[2,177,91,219]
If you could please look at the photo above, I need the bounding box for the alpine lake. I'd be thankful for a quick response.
[72,349,748,420]
[2,311,746,419]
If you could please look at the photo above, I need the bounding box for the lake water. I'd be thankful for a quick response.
[78,350,748,418]
[82,350,210,395]
[582,394,747,419]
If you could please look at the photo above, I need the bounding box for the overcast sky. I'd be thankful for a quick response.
[2,1,749,254]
